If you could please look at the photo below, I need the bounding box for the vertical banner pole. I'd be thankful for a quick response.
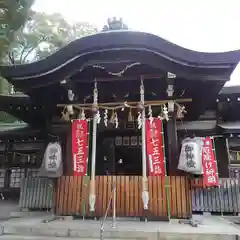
[211,136,223,217]
[161,121,171,220]
[89,81,98,212]
[165,72,175,220]
[140,76,149,212]
[82,120,91,219]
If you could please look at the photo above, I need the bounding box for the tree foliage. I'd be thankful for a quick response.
[0,0,34,59]
[8,11,98,64]
[1,10,98,95]
[0,0,34,96]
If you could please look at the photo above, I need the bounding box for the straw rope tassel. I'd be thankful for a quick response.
[161,121,171,220]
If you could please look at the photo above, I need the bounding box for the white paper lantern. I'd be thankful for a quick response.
[178,137,203,175]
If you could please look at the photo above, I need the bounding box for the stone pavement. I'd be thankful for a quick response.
[0,214,240,240]
[0,201,18,221]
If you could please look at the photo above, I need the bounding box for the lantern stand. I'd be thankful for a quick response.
[178,177,198,227]
[41,137,65,223]
[178,136,199,227]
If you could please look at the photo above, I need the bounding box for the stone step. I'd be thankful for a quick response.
[9,211,53,218]
[0,236,83,240]
[0,236,123,240]
[1,224,157,239]
[1,224,238,240]
[0,233,238,240]
[1,218,239,240]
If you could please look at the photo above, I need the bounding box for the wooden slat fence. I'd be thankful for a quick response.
[96,176,142,217]
[55,176,90,216]
[192,178,240,213]
[55,176,191,219]
[19,177,54,210]
[168,176,191,219]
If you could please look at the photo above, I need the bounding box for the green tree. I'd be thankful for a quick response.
[8,11,98,64]
[0,11,97,95]
[0,0,34,96]
[0,0,34,59]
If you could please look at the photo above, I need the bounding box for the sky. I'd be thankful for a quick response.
[32,0,240,86]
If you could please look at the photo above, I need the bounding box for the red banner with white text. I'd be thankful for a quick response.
[146,118,166,176]
[202,137,219,187]
[72,119,88,176]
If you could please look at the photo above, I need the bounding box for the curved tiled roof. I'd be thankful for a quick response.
[0,30,239,84]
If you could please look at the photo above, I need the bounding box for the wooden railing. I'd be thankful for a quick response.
[19,177,53,210]
[192,178,240,213]
[55,176,191,219]
[17,176,240,216]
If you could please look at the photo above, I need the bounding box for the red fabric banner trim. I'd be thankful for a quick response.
[202,137,219,187]
[72,119,88,176]
[146,118,166,176]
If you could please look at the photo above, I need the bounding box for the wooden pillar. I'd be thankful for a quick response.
[64,124,73,175]
[215,137,229,178]
[166,73,180,175]
[166,113,180,175]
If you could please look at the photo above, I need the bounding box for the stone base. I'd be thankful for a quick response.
[1,215,240,240]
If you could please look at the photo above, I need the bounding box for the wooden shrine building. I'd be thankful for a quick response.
[0,30,240,219]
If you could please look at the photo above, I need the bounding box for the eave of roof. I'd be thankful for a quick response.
[0,30,239,86]
[216,122,240,134]
[219,85,240,95]
[0,123,28,132]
